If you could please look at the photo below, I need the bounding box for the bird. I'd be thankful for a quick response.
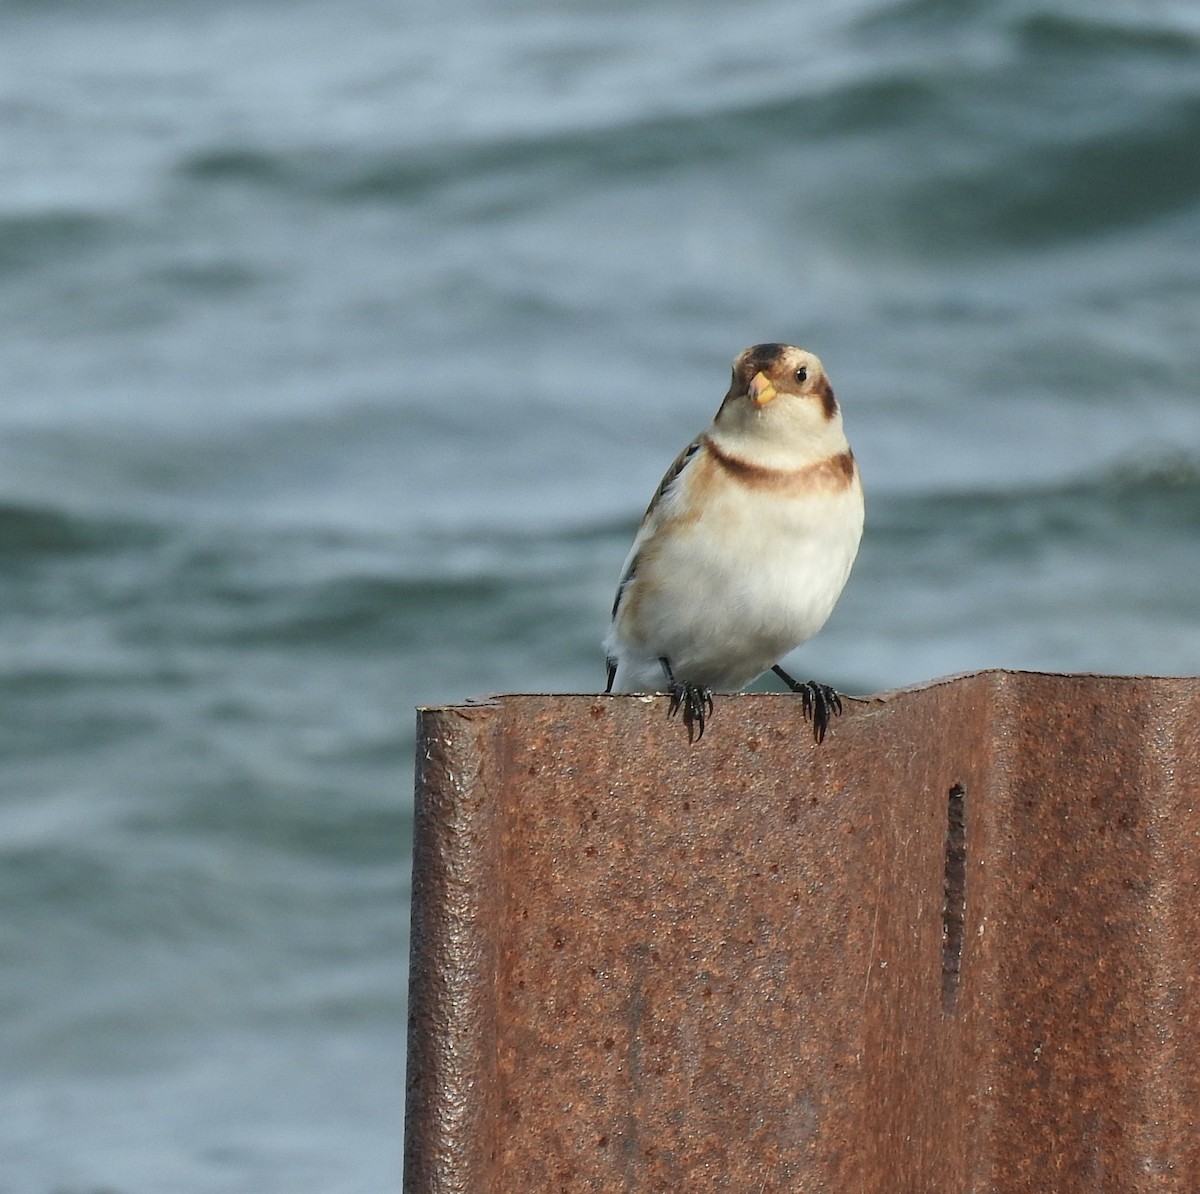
[604,343,864,742]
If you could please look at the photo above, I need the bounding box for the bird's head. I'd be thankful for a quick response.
[713,343,844,455]
[722,344,836,417]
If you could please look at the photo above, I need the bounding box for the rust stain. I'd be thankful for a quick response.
[406,672,1200,1193]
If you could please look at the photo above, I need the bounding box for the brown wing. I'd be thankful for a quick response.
[608,437,703,632]
[637,437,703,529]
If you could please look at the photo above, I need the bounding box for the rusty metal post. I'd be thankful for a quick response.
[405,671,1200,1193]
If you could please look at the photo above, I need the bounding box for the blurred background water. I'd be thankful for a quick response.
[1,0,1198,1189]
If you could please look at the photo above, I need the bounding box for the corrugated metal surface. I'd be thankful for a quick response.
[405,672,1200,1192]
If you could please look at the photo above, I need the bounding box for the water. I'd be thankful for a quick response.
[2,0,1198,1189]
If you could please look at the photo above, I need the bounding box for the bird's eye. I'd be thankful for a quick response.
[795,367,808,383]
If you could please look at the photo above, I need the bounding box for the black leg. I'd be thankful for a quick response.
[605,657,617,694]
[660,657,714,743]
[772,665,843,744]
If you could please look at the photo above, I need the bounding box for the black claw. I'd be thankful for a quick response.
[771,666,843,743]
[805,682,842,743]
[667,681,714,742]
[658,657,714,743]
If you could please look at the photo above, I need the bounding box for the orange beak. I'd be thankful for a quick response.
[749,371,778,406]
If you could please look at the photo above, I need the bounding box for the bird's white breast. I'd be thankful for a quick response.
[608,448,864,691]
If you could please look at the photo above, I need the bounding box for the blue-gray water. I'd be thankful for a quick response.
[2,0,1199,1189]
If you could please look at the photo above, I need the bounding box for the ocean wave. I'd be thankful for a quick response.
[878,96,1200,252]
[859,0,1200,51]
[174,44,1200,266]
[870,452,1200,548]
[0,501,161,558]
[0,208,117,277]
[1014,10,1200,58]
[173,71,940,207]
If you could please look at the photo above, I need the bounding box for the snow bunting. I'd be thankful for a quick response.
[604,343,864,742]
